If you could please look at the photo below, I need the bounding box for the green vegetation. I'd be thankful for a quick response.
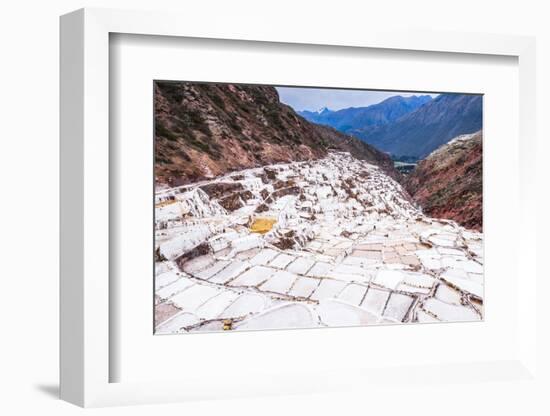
[202,85,226,110]
[155,120,178,141]
[265,106,284,130]
[156,81,184,103]
[226,114,243,133]
[391,155,419,163]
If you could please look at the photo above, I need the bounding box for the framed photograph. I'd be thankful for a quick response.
[60,8,539,408]
[152,80,484,335]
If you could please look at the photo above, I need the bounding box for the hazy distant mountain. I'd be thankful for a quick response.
[298,95,432,135]
[357,93,482,158]
[316,107,332,115]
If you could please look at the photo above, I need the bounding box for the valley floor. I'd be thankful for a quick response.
[154,152,483,334]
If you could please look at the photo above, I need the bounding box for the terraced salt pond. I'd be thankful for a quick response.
[154,152,483,334]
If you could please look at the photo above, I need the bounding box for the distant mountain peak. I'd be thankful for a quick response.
[299,95,432,137]
[382,95,407,103]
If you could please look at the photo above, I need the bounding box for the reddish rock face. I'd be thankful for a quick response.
[154,81,397,187]
[405,131,482,231]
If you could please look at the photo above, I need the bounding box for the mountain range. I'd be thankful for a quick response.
[299,95,432,137]
[154,82,396,186]
[300,93,482,159]
[358,93,482,158]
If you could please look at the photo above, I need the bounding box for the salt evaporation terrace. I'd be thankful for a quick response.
[154,152,483,334]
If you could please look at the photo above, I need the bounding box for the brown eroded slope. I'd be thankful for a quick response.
[405,131,482,231]
[154,81,396,186]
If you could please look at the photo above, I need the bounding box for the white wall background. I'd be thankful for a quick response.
[0,0,547,414]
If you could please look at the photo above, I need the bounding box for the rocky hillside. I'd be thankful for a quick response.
[155,82,396,186]
[405,131,482,231]
[299,95,432,135]
[358,93,482,158]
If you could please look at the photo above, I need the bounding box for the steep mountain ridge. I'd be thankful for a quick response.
[155,82,396,186]
[299,95,432,135]
[405,131,483,231]
[357,93,482,158]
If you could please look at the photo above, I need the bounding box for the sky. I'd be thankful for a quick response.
[275,86,438,112]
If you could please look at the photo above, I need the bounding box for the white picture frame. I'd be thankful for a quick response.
[60,7,538,408]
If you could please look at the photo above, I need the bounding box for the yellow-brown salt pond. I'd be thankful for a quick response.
[249,217,277,234]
